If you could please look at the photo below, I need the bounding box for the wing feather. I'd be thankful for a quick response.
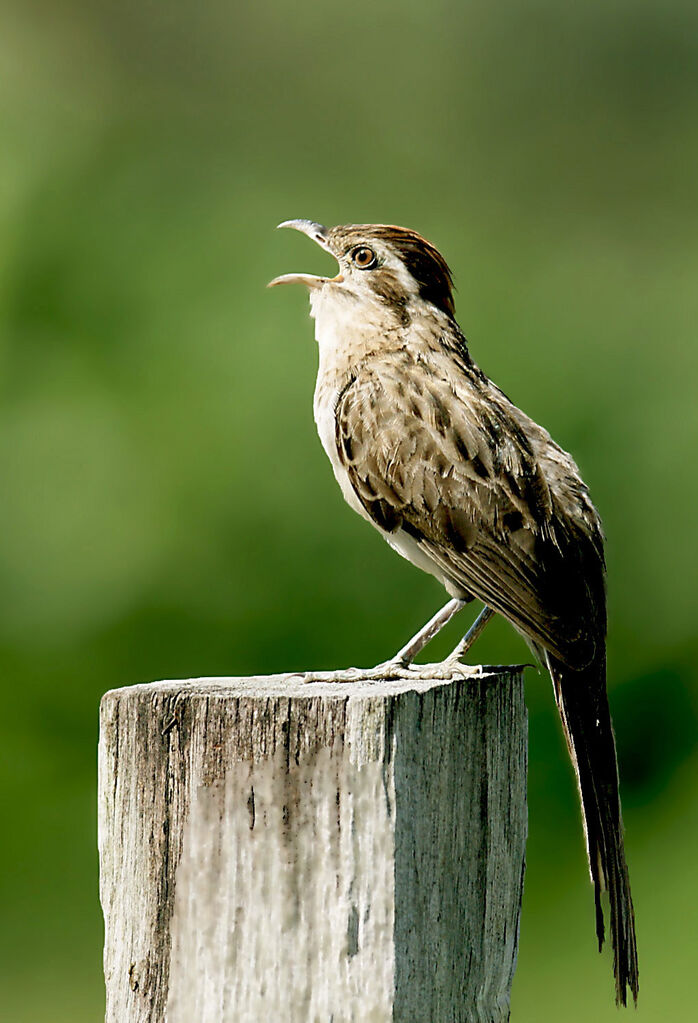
[335,346,605,669]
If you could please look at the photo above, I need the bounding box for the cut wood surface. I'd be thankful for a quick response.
[98,667,527,1023]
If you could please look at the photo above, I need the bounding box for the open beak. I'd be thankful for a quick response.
[267,220,343,290]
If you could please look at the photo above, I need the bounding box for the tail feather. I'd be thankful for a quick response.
[547,651,639,1006]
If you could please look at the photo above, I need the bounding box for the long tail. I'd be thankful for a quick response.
[547,650,639,1006]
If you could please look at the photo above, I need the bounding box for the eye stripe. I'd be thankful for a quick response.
[335,225,455,317]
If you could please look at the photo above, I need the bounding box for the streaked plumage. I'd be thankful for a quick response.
[270,220,638,1005]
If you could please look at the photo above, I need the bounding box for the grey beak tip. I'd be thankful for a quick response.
[276,219,328,242]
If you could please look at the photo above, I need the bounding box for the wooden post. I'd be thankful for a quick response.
[99,668,527,1023]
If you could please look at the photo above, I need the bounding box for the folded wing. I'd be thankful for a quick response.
[334,345,606,669]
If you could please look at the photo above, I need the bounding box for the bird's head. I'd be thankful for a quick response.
[269,221,455,326]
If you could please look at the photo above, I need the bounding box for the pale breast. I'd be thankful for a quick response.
[311,288,391,525]
[312,354,464,597]
[314,373,458,593]
[313,375,371,523]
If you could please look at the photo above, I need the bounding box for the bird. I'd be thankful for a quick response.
[269,219,638,1006]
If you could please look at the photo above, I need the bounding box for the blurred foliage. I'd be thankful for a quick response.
[0,0,697,1019]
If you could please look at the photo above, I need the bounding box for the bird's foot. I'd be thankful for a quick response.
[349,657,478,682]
[297,659,484,685]
[436,655,486,679]
[297,660,413,685]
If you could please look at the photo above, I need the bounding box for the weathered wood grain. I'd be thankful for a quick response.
[98,668,527,1023]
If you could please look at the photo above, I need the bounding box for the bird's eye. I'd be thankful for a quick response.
[351,246,377,270]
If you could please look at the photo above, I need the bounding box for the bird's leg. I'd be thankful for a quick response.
[297,599,484,685]
[444,605,495,665]
[387,597,468,668]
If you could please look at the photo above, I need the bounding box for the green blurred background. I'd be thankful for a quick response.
[1,0,696,1019]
